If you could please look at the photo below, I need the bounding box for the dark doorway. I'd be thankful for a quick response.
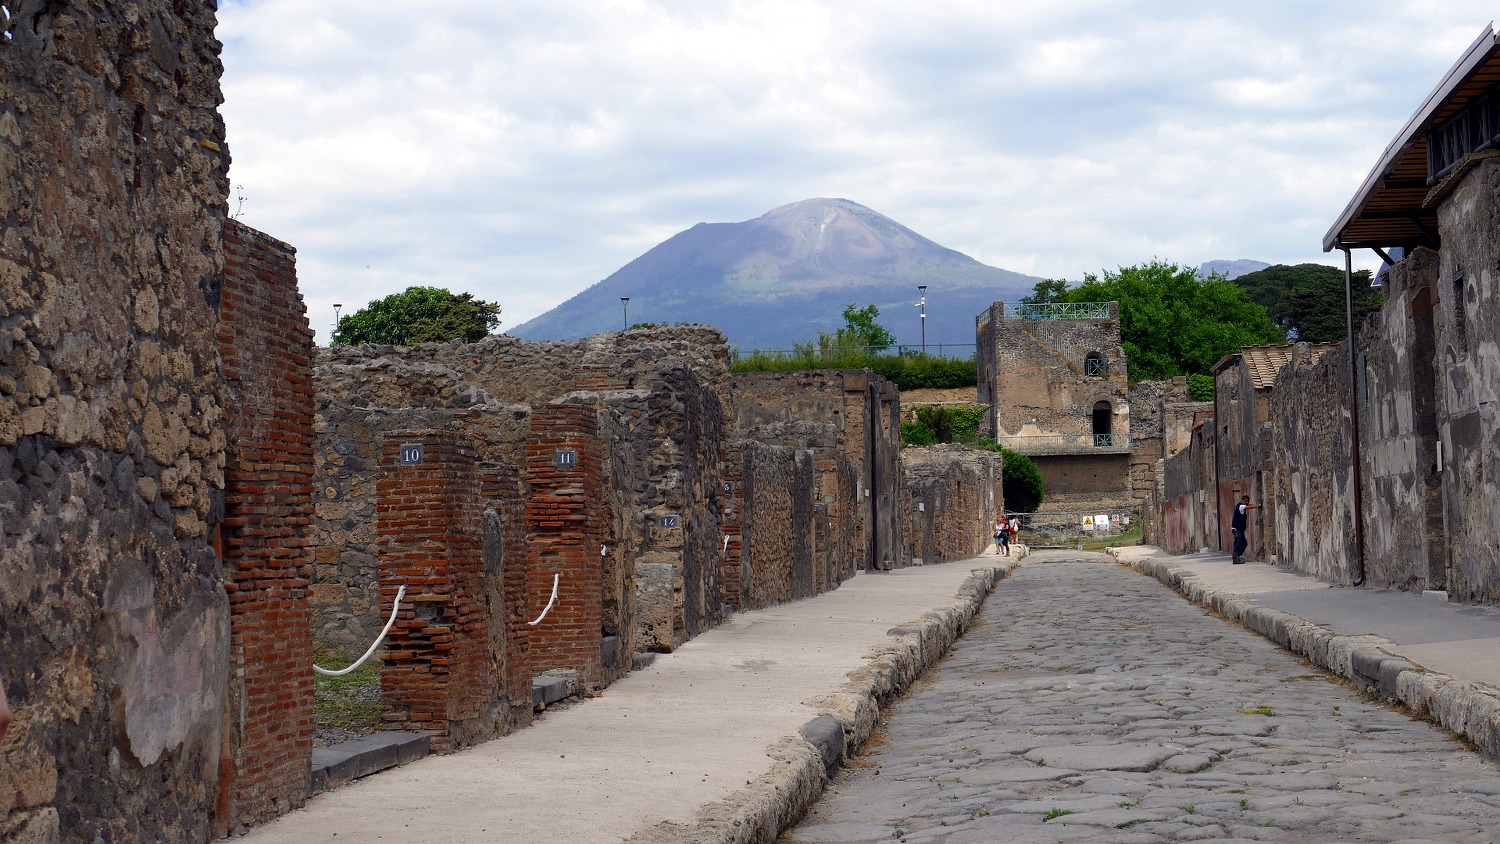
[1092,401,1112,446]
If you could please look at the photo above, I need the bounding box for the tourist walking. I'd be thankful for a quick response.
[995,516,1011,556]
[1231,494,1260,564]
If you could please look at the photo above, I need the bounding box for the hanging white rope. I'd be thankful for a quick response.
[313,584,407,677]
[527,573,560,626]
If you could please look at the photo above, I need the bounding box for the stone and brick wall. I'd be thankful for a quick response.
[730,439,816,608]
[525,403,606,688]
[311,387,530,659]
[1266,344,1358,583]
[1432,159,1500,603]
[0,3,235,840]
[377,431,503,752]
[903,445,1003,564]
[729,369,904,574]
[215,221,317,832]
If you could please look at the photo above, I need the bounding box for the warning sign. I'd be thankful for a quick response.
[1081,516,1095,532]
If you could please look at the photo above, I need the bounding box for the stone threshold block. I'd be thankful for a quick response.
[311,732,433,795]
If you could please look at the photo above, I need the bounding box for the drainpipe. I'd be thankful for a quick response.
[1343,247,1367,586]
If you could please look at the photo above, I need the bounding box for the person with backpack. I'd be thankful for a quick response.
[996,515,1012,556]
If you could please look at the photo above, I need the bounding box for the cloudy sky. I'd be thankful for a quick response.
[217,1,1495,343]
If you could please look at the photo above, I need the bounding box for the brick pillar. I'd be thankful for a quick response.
[377,430,497,752]
[216,220,316,831]
[482,463,533,726]
[525,404,604,688]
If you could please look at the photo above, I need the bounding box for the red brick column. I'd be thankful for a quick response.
[482,463,533,726]
[525,404,604,688]
[216,220,316,832]
[377,430,497,752]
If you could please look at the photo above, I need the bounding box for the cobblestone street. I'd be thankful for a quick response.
[785,552,1500,844]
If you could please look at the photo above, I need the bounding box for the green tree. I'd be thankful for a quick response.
[1046,260,1282,380]
[834,303,895,352]
[333,287,501,346]
[1020,278,1069,305]
[1233,263,1381,343]
[998,446,1044,513]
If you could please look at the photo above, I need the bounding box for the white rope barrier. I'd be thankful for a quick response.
[527,573,560,626]
[313,584,407,677]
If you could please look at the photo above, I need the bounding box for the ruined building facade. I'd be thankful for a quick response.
[976,301,1133,514]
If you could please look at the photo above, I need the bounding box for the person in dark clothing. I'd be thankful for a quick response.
[1231,495,1260,564]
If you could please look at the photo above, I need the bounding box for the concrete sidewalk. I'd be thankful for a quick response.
[243,552,1024,844]
[1111,545,1500,762]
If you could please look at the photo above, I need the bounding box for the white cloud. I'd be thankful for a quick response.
[217,1,1497,339]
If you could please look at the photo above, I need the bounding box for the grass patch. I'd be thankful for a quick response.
[1236,705,1276,717]
[1043,808,1074,821]
[312,646,383,731]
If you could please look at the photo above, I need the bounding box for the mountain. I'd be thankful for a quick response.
[1198,259,1271,280]
[509,199,1042,352]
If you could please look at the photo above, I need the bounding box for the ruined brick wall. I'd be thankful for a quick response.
[312,357,530,659]
[729,369,902,573]
[317,329,731,663]
[216,221,315,832]
[1127,379,1199,504]
[563,365,726,657]
[377,431,502,752]
[319,325,732,408]
[1152,421,1218,554]
[903,445,1002,564]
[732,439,816,608]
[0,3,234,841]
[1212,360,1267,559]
[1435,159,1500,603]
[1268,344,1358,583]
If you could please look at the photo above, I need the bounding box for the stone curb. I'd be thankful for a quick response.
[626,548,1027,844]
[1108,547,1500,763]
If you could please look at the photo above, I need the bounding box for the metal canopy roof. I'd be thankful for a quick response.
[1323,25,1500,252]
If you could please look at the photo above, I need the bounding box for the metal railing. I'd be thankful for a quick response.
[1085,357,1109,377]
[1010,301,1110,321]
[993,433,1134,452]
[733,343,977,360]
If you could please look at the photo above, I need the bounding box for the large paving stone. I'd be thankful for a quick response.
[1020,744,1175,772]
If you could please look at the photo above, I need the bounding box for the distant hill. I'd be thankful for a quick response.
[1198,259,1271,280]
[509,199,1042,352]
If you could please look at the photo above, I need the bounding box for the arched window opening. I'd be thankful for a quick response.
[1093,400,1113,446]
[1084,351,1107,377]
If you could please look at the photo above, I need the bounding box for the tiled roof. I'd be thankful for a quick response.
[1239,343,1341,390]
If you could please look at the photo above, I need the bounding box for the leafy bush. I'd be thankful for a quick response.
[1186,373,1214,402]
[901,420,938,446]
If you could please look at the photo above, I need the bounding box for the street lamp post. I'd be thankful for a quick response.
[621,297,630,331]
[332,303,342,343]
[916,285,927,355]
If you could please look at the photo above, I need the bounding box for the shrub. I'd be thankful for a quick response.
[901,421,937,446]
[1186,373,1214,402]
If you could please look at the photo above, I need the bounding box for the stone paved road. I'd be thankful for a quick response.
[784,552,1500,844]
